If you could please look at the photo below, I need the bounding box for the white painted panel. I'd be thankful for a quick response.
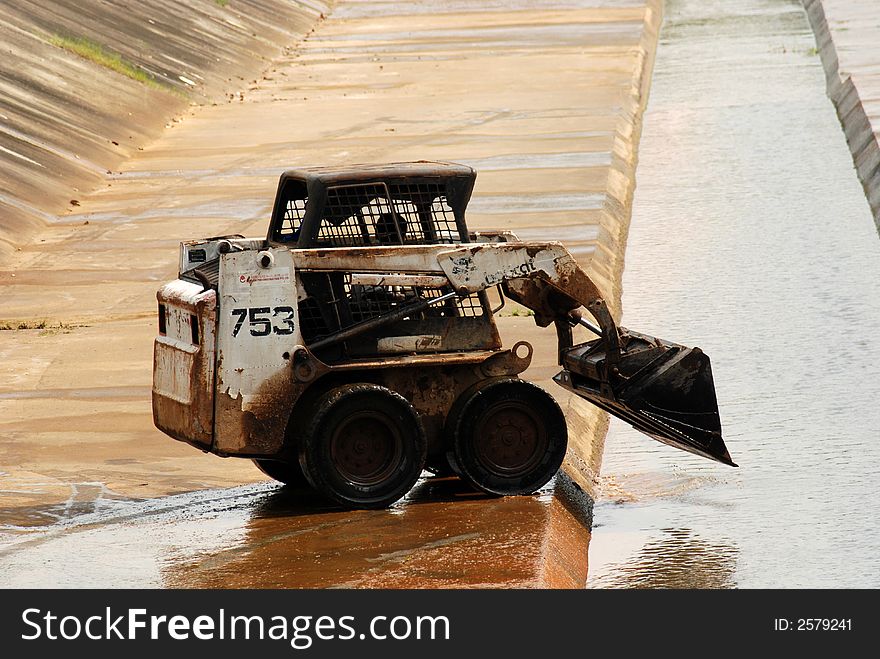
[215,248,301,404]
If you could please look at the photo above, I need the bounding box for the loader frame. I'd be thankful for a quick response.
[153,161,732,509]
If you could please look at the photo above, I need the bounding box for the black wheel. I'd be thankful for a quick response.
[299,383,427,509]
[449,378,567,496]
[252,458,308,487]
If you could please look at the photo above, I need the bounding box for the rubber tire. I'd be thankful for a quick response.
[450,378,567,496]
[299,383,427,509]
[252,458,308,487]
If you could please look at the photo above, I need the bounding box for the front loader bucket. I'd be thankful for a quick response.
[555,328,735,466]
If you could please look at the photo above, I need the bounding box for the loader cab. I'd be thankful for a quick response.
[267,161,476,248]
[266,162,501,359]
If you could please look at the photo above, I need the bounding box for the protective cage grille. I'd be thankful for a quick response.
[298,272,483,344]
[277,197,307,239]
[316,182,461,247]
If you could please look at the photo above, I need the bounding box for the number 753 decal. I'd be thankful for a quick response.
[231,306,295,337]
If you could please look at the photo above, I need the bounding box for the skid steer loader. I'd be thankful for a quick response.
[153,162,734,509]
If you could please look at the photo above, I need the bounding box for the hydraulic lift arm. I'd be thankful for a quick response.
[292,241,735,466]
[437,242,735,466]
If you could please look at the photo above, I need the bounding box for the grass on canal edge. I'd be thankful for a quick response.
[48,34,180,95]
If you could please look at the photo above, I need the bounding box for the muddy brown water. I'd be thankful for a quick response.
[587,0,880,588]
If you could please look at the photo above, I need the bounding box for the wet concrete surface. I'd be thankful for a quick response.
[0,475,592,588]
[0,0,660,587]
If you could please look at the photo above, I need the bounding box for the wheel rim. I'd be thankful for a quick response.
[474,401,549,477]
[329,411,403,486]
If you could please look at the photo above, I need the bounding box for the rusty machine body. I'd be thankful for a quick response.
[153,162,734,509]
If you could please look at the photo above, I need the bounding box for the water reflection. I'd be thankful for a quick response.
[163,475,593,589]
[588,528,738,589]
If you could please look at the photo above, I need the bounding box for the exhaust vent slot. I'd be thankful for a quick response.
[190,315,200,346]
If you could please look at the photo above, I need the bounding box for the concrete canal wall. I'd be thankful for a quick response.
[803,0,880,230]
[0,0,329,260]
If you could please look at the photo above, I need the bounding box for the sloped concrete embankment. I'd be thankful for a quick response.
[591,0,663,314]
[0,0,329,260]
[802,0,880,231]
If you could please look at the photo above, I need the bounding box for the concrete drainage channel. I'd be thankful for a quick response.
[587,0,880,588]
[2,0,878,589]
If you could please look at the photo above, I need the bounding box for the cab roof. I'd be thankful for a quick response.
[277,161,475,190]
